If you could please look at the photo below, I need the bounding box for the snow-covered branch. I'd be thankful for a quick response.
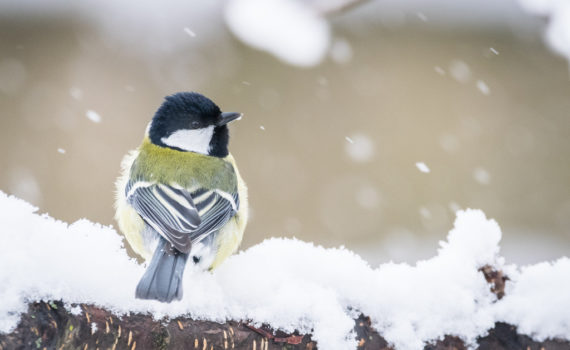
[519,0,570,63]
[1,271,568,350]
[223,0,367,67]
[2,304,569,350]
[0,191,569,349]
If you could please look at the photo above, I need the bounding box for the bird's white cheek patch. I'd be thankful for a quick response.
[161,126,214,154]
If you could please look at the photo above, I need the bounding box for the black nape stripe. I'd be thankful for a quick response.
[208,125,229,158]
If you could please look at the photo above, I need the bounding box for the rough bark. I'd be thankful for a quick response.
[0,267,568,350]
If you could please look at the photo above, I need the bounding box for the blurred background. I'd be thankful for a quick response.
[1,0,569,266]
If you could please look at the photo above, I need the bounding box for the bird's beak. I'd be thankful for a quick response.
[217,112,242,126]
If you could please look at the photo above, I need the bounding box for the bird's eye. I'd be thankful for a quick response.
[191,121,200,128]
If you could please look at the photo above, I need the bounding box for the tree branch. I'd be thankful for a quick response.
[1,268,568,350]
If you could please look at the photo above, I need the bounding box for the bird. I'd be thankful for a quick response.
[114,92,248,303]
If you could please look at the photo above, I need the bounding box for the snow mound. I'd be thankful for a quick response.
[0,191,569,349]
[494,257,570,341]
[0,192,142,332]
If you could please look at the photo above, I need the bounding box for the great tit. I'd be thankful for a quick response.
[114,92,248,303]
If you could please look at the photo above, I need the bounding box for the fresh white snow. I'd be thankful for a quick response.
[0,191,569,349]
[419,206,432,219]
[473,167,491,185]
[476,80,490,95]
[415,162,430,173]
[69,87,83,100]
[183,27,196,37]
[495,258,570,341]
[85,110,101,123]
[434,66,446,75]
[449,60,472,83]
[344,134,374,162]
[330,38,353,64]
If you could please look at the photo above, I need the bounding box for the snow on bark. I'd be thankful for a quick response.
[0,191,569,349]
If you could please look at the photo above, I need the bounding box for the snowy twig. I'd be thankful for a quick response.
[224,0,371,67]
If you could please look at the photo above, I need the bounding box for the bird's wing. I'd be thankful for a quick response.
[126,180,238,253]
[189,188,239,243]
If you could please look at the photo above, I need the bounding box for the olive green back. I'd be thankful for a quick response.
[130,138,237,193]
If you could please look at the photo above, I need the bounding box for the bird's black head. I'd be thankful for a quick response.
[148,92,242,157]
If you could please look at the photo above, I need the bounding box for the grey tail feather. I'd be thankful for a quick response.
[136,239,189,303]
